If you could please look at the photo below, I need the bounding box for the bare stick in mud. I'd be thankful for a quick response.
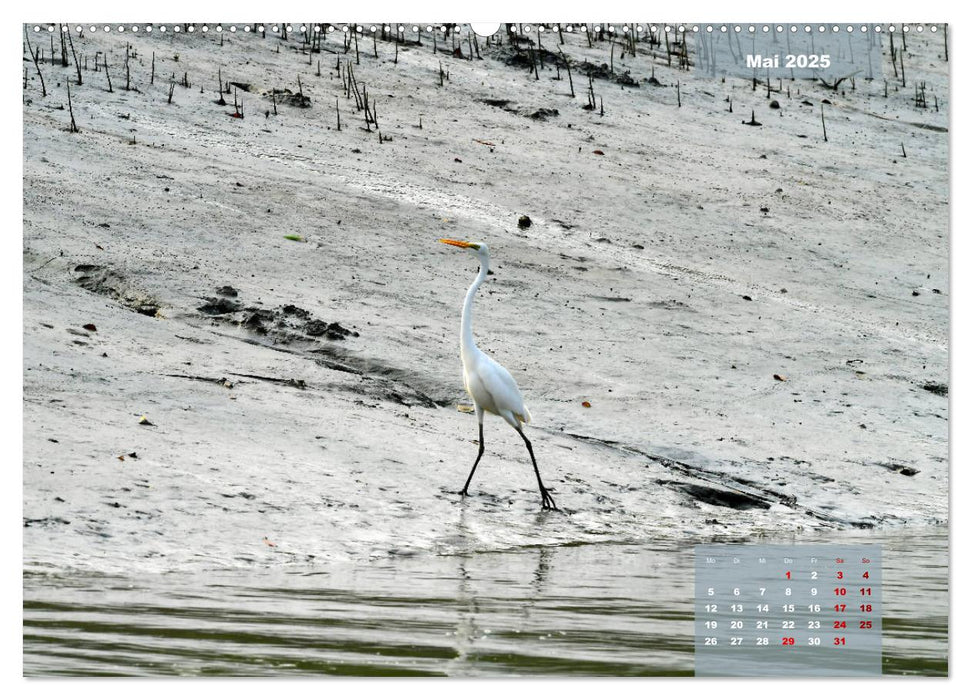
[216,68,226,105]
[104,53,113,92]
[900,47,906,88]
[66,81,79,133]
[821,103,828,142]
[25,27,47,97]
[60,27,68,67]
[67,26,82,85]
[890,33,898,79]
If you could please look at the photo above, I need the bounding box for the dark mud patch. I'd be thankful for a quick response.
[647,299,693,311]
[305,319,356,340]
[575,60,612,80]
[650,452,798,511]
[263,88,311,108]
[528,107,559,121]
[196,290,360,344]
[72,264,161,317]
[281,304,311,319]
[910,122,947,133]
[574,60,640,87]
[497,46,564,71]
[24,516,71,528]
[922,382,948,397]
[658,480,771,510]
[478,97,559,122]
[231,372,307,390]
[876,462,921,477]
[590,295,631,302]
[197,297,243,315]
[729,475,798,507]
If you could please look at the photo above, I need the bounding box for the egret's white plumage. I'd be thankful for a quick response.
[440,238,557,510]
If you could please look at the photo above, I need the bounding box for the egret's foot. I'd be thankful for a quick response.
[459,488,470,497]
[540,489,558,511]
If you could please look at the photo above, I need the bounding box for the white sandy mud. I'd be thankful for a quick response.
[23,24,948,576]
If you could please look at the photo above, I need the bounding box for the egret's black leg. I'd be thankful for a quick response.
[460,421,485,496]
[515,427,558,511]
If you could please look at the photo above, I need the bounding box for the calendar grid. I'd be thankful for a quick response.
[695,545,882,676]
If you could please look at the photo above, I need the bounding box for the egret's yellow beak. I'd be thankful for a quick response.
[439,238,475,248]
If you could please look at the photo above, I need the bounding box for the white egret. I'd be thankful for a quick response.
[439,238,558,510]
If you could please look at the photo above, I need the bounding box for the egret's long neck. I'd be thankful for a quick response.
[461,255,489,359]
